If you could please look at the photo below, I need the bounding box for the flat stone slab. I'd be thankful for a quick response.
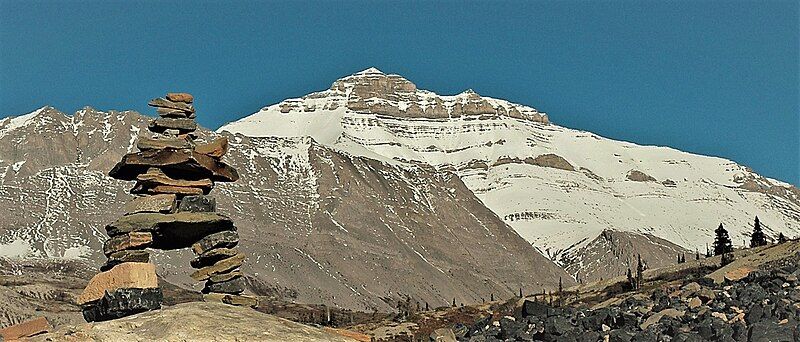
[148,97,195,113]
[192,230,239,255]
[0,316,51,340]
[102,250,151,271]
[194,137,229,158]
[123,194,177,215]
[106,212,235,249]
[191,253,245,281]
[109,149,239,182]
[78,262,159,305]
[191,247,239,268]
[166,92,194,103]
[137,136,194,151]
[149,118,197,134]
[203,275,245,294]
[103,232,153,256]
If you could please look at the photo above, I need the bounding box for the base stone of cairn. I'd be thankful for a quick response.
[78,93,256,322]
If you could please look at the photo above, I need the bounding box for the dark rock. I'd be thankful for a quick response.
[191,247,239,268]
[192,230,239,255]
[748,321,794,342]
[137,136,194,151]
[522,299,550,318]
[105,212,235,250]
[203,276,245,294]
[109,149,239,183]
[101,250,150,271]
[499,316,525,338]
[178,195,217,213]
[81,287,163,322]
[452,323,469,338]
[149,118,197,134]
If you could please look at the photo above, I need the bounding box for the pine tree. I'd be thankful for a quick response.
[626,268,634,290]
[452,298,456,307]
[749,216,768,248]
[635,254,644,289]
[778,232,787,243]
[695,250,700,260]
[713,223,733,256]
[558,277,563,294]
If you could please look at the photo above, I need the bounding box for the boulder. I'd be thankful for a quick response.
[527,154,575,171]
[148,118,197,134]
[190,253,245,281]
[195,137,229,158]
[81,287,163,322]
[203,275,245,294]
[105,212,235,249]
[109,149,239,182]
[192,230,239,254]
[123,194,176,215]
[148,98,195,113]
[101,250,151,271]
[103,232,153,256]
[640,309,684,330]
[688,297,702,309]
[747,321,794,342]
[430,328,457,342]
[191,247,239,268]
[137,136,194,151]
[627,170,657,182]
[724,267,753,282]
[77,262,159,305]
[166,92,194,103]
[0,317,51,340]
[178,195,217,213]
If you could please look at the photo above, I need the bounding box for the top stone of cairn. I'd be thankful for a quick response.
[166,93,194,103]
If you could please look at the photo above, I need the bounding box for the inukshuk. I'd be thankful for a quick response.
[77,93,255,322]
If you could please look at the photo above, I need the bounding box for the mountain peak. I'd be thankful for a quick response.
[354,67,384,75]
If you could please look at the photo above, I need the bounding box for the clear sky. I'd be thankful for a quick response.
[1,0,798,185]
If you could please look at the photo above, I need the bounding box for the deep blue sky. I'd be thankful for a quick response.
[1,1,798,184]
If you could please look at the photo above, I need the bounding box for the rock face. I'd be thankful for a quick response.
[220,68,800,283]
[32,302,359,342]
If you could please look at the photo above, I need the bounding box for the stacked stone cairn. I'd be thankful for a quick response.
[77,93,256,322]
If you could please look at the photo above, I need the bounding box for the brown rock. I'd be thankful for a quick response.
[149,118,198,134]
[148,98,195,113]
[137,136,194,151]
[724,267,752,282]
[527,154,575,171]
[640,308,684,330]
[209,270,242,283]
[191,247,240,268]
[190,253,245,281]
[101,250,151,271]
[133,184,205,196]
[203,293,259,307]
[103,232,153,256]
[195,137,229,158]
[77,262,159,305]
[123,194,177,215]
[627,170,657,182]
[192,230,239,255]
[134,168,213,193]
[109,149,239,183]
[688,297,702,309]
[323,327,372,342]
[105,212,235,250]
[0,316,51,340]
[166,92,194,103]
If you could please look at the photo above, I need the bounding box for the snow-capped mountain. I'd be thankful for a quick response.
[0,106,570,312]
[220,68,800,282]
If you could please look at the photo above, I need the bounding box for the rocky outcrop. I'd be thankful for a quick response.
[527,154,575,172]
[32,302,360,342]
[626,169,657,182]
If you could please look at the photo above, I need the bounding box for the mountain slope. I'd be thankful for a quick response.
[220,68,800,282]
[0,106,571,312]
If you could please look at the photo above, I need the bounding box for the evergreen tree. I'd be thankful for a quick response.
[749,216,768,248]
[626,268,634,290]
[778,233,787,243]
[713,223,733,256]
[695,250,700,260]
[452,298,456,307]
[635,254,644,289]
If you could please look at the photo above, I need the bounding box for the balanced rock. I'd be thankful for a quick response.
[191,247,239,268]
[123,194,177,215]
[103,231,153,256]
[192,230,239,255]
[101,250,151,271]
[190,253,245,281]
[110,148,239,182]
[78,262,159,305]
[210,269,242,283]
[149,118,198,134]
[178,195,217,213]
[195,137,229,158]
[82,287,163,322]
[166,92,194,103]
[137,136,194,151]
[203,275,245,294]
[148,98,195,113]
[106,212,235,250]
